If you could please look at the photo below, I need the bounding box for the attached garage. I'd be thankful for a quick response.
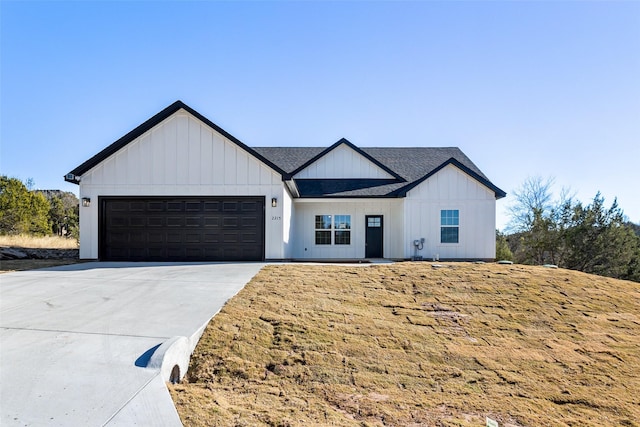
[99,196,265,261]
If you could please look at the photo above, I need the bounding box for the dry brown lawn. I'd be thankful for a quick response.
[0,234,78,249]
[0,234,80,273]
[170,262,639,427]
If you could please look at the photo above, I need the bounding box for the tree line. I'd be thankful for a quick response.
[497,176,640,282]
[0,176,79,238]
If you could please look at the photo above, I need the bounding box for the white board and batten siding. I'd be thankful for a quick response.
[77,109,285,259]
[404,164,496,260]
[294,143,395,179]
[291,199,404,259]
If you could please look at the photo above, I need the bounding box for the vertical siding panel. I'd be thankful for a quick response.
[260,164,271,185]
[200,128,213,184]
[152,126,164,184]
[128,138,140,185]
[113,151,123,185]
[188,118,201,184]
[175,114,189,184]
[236,150,248,185]
[139,134,151,184]
[212,134,224,184]
[163,119,177,184]
[103,157,115,184]
[247,158,260,185]
[224,142,236,185]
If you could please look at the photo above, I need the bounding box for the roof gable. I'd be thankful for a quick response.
[291,139,404,181]
[392,157,506,199]
[65,101,288,183]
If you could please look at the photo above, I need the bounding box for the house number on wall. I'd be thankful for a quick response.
[272,216,281,221]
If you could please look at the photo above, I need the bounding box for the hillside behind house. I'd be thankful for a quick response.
[170,263,639,426]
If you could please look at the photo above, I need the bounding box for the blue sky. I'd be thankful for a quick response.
[2,1,639,230]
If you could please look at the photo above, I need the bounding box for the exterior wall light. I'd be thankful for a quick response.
[82,197,91,207]
[271,197,277,207]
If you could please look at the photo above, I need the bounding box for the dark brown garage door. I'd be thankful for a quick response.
[99,197,265,261]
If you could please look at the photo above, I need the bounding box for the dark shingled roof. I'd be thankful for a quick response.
[65,100,505,199]
[254,145,505,198]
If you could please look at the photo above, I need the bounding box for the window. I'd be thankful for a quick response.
[315,214,351,245]
[315,215,332,245]
[334,215,351,245]
[367,217,381,227]
[440,210,459,243]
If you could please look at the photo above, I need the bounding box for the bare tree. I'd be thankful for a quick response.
[506,176,555,233]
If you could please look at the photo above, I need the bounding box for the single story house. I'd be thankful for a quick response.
[65,101,505,262]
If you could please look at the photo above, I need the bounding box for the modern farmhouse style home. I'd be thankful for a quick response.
[65,101,505,262]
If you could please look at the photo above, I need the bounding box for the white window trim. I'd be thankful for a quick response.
[314,214,351,246]
[440,209,460,244]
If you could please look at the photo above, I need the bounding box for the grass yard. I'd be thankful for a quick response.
[0,234,78,249]
[0,234,80,273]
[170,262,640,427]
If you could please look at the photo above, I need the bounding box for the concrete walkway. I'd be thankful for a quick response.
[0,262,264,426]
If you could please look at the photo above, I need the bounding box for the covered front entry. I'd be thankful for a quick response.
[365,215,383,258]
[99,196,265,261]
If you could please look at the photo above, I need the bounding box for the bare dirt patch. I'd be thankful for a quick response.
[0,259,83,273]
[170,262,640,427]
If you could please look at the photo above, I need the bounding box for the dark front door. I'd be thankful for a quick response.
[365,215,383,258]
[99,196,265,261]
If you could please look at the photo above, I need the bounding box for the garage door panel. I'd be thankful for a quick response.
[223,232,239,243]
[242,217,258,227]
[130,202,145,211]
[130,217,145,227]
[204,202,220,212]
[100,197,264,261]
[204,217,220,227]
[148,233,164,243]
[186,233,201,243]
[223,202,238,212]
[241,201,259,212]
[223,217,239,227]
[203,232,220,243]
[147,202,164,211]
[148,217,164,227]
[186,217,201,227]
[167,232,182,243]
[148,248,165,258]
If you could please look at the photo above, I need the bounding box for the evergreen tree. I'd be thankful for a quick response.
[0,176,51,235]
[495,230,513,261]
[506,177,640,282]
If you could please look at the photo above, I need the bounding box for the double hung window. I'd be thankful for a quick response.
[315,215,351,245]
[440,210,459,243]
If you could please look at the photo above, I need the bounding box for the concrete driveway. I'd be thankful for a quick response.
[0,262,264,426]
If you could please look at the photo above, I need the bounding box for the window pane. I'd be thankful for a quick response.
[335,230,351,245]
[441,227,459,243]
[315,215,332,230]
[335,215,351,230]
[441,210,459,226]
[367,217,381,227]
[315,230,331,245]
